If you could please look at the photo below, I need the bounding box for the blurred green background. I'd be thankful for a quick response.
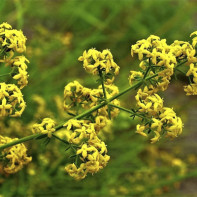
[1,0,197,196]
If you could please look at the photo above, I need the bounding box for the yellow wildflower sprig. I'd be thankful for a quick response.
[1,31,195,180]
[0,74,150,150]
[128,34,197,143]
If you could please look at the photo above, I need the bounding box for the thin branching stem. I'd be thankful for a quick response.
[108,103,145,119]
[0,59,188,151]
[98,67,107,99]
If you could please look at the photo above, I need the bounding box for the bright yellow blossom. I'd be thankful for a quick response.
[32,118,56,138]
[0,83,26,117]
[0,135,32,174]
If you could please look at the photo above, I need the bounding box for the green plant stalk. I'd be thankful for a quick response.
[0,75,151,151]
[108,103,145,119]
[0,133,41,151]
[0,58,187,151]
[175,59,188,69]
[0,73,11,77]
[98,67,107,99]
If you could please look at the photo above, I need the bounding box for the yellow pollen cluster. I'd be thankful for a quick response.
[32,118,56,138]
[0,135,32,174]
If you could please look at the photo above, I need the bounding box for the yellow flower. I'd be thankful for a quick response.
[184,84,197,95]
[136,124,147,137]
[78,48,120,76]
[190,31,197,47]
[150,131,160,144]
[186,63,197,78]
[0,83,26,117]
[128,71,143,85]
[10,56,29,89]
[136,91,163,115]
[77,143,98,159]
[0,22,12,30]
[66,136,110,180]
[0,29,27,53]
[63,120,98,144]
[0,135,32,174]
[0,98,12,116]
[190,31,197,37]
[0,82,9,99]
[94,116,108,132]
[32,118,56,138]
[63,119,83,130]
[65,163,87,180]
[151,118,163,132]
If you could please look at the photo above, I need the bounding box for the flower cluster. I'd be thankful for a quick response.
[0,22,26,54]
[129,34,196,142]
[0,22,29,117]
[135,90,183,143]
[131,35,176,94]
[0,135,32,174]
[130,34,197,95]
[61,49,121,179]
[63,120,95,144]
[64,81,120,119]
[78,48,119,84]
[0,83,26,117]
[64,119,110,180]
[32,118,56,138]
[131,32,197,97]
[10,56,29,89]
[183,32,197,94]
[67,139,110,180]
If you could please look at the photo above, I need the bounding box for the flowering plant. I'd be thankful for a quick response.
[0,22,196,180]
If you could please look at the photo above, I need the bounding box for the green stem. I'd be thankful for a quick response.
[98,67,107,99]
[0,73,161,151]
[0,133,41,150]
[189,76,192,84]
[108,103,144,119]
[175,59,188,69]
[0,57,188,151]
[143,59,151,79]
[175,68,186,75]
[0,73,10,77]
[52,134,69,145]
